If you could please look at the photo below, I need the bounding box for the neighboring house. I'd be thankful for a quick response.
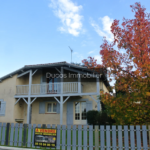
[0,61,110,125]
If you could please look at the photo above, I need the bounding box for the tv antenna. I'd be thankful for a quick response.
[69,46,73,63]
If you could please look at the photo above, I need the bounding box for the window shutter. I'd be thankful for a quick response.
[0,101,6,116]
[86,101,93,112]
[39,102,45,114]
[67,101,73,125]
[56,102,60,114]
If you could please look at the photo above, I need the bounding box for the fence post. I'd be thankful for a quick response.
[23,124,28,147]
[106,126,110,150]
[130,126,135,150]
[100,125,105,150]
[95,125,99,150]
[67,124,71,150]
[5,123,10,146]
[73,125,77,150]
[31,124,36,148]
[136,125,141,150]
[14,123,19,146]
[124,125,129,150]
[1,123,6,145]
[112,125,116,150]
[142,125,148,150]
[9,123,14,146]
[27,124,32,147]
[118,125,122,150]
[18,124,23,147]
[56,124,61,150]
[148,125,150,149]
[62,125,66,150]
[83,125,87,150]
[78,125,82,150]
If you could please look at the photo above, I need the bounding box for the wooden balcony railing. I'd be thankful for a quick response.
[16,82,80,95]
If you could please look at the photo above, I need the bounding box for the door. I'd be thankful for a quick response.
[74,102,87,124]
[47,78,58,93]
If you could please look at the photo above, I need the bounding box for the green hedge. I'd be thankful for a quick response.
[86,110,116,125]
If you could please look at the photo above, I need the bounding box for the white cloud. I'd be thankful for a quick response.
[88,51,94,54]
[73,51,83,60]
[94,55,102,64]
[49,0,83,36]
[90,16,113,42]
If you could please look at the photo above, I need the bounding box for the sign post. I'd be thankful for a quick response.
[34,128,57,148]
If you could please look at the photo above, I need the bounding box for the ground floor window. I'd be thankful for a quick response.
[75,102,86,121]
[46,102,57,113]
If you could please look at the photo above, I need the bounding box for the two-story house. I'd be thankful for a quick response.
[0,61,110,125]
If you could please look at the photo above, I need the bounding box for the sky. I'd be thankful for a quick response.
[0,0,150,81]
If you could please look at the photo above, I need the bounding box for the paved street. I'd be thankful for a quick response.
[0,146,39,150]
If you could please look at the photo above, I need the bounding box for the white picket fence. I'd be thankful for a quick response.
[0,122,150,149]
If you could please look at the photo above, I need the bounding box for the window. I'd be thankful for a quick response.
[0,101,1,112]
[75,102,86,120]
[46,102,57,113]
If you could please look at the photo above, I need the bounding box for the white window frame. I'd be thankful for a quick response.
[46,102,57,113]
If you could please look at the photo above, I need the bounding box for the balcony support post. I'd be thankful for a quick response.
[78,73,81,94]
[60,67,63,125]
[27,70,32,124]
[96,77,100,111]
[60,96,63,125]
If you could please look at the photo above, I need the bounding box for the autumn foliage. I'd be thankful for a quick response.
[83,2,150,125]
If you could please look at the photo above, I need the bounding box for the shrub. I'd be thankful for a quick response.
[86,110,99,125]
[86,110,116,125]
[96,111,116,125]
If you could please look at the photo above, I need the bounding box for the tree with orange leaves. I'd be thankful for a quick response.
[83,2,150,125]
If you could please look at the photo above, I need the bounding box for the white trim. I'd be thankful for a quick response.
[15,98,21,105]
[89,95,98,103]
[45,102,57,113]
[30,97,37,105]
[14,92,98,98]
[32,69,38,76]
[74,101,87,124]
[17,70,30,78]
[23,98,28,104]
[63,96,70,104]
[54,97,60,104]
[55,68,61,74]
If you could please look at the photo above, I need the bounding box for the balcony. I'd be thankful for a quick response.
[16,82,81,95]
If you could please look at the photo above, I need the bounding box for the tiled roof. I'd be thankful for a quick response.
[25,61,67,67]
[24,61,87,69]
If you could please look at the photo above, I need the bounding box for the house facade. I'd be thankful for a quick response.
[0,61,110,125]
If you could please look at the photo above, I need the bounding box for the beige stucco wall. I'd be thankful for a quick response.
[16,70,42,85]
[0,74,24,123]
[28,79,109,125]
[29,98,67,125]
[0,69,110,125]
